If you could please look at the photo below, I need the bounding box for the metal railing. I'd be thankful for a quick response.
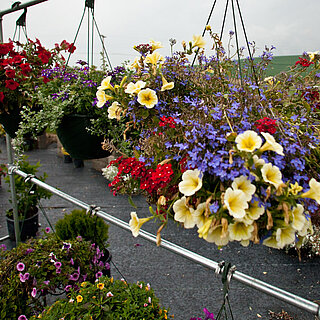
[5,166,319,318]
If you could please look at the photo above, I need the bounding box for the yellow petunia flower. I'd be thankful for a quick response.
[193,202,206,228]
[261,163,283,189]
[150,39,164,51]
[307,51,319,61]
[107,101,122,120]
[173,196,196,229]
[231,175,256,202]
[301,178,320,204]
[97,283,105,290]
[129,212,153,237]
[192,35,206,49]
[235,130,262,153]
[130,57,140,70]
[137,88,158,109]
[76,295,83,303]
[160,76,174,91]
[228,221,254,241]
[125,80,146,95]
[264,76,275,85]
[199,222,229,246]
[290,204,306,232]
[259,132,284,156]
[145,51,165,65]
[275,226,296,249]
[178,169,203,196]
[224,188,248,219]
[98,76,114,91]
[245,201,265,221]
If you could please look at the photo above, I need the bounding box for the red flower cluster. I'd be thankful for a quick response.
[302,89,320,109]
[109,157,174,196]
[0,39,75,108]
[255,117,277,134]
[295,57,313,67]
[158,116,176,128]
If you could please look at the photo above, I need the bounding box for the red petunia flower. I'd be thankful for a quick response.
[255,117,277,134]
[5,79,19,90]
[295,57,313,67]
[0,42,13,56]
[0,92,4,103]
[20,63,32,76]
[38,51,51,64]
[5,69,16,78]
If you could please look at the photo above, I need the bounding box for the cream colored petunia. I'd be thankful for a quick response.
[137,88,158,109]
[130,57,140,71]
[253,155,265,168]
[246,201,265,221]
[224,188,249,219]
[231,176,256,202]
[173,196,196,229]
[178,169,203,196]
[96,90,113,108]
[228,221,254,241]
[263,234,281,249]
[235,130,262,153]
[98,76,113,91]
[290,204,307,232]
[192,35,206,49]
[261,163,283,189]
[298,218,313,237]
[301,178,320,204]
[259,132,284,156]
[108,101,122,120]
[145,51,165,65]
[129,212,153,237]
[275,226,296,248]
[125,81,146,95]
[205,225,229,246]
[192,202,206,228]
[160,76,174,91]
[150,39,164,51]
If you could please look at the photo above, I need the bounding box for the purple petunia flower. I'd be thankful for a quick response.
[18,315,28,320]
[203,307,215,320]
[56,268,61,274]
[95,271,103,279]
[45,227,51,233]
[65,285,72,292]
[54,261,62,268]
[16,262,25,272]
[62,242,72,250]
[69,272,80,281]
[0,244,7,251]
[25,248,34,255]
[19,273,30,283]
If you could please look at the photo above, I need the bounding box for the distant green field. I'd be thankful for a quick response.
[264,55,300,76]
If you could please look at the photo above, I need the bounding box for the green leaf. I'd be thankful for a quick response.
[128,196,137,209]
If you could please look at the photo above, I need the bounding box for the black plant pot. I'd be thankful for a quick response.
[0,108,21,138]
[6,209,39,241]
[56,114,111,160]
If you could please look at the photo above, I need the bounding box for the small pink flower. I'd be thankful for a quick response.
[148,297,152,303]
[31,287,37,298]
[54,261,62,268]
[45,227,51,233]
[106,291,113,297]
[18,315,27,320]
[144,303,148,307]
[17,262,25,272]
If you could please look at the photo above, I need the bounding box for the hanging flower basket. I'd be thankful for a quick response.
[56,114,110,160]
[0,108,21,138]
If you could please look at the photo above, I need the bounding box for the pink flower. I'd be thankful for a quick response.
[16,262,25,272]
[31,287,37,298]
[18,315,27,320]
[144,303,148,307]
[106,291,113,297]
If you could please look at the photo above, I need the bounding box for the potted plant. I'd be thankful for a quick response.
[0,39,74,137]
[14,61,125,160]
[0,231,111,320]
[31,276,170,320]
[97,32,320,249]
[4,155,52,240]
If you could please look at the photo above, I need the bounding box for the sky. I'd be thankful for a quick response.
[0,0,320,69]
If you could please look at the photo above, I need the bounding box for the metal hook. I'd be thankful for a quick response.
[87,204,101,216]
[24,173,35,183]
[226,265,237,287]
[8,165,18,175]
[215,260,225,277]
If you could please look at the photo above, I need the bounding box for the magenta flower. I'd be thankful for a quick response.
[54,261,62,268]
[45,227,51,233]
[65,284,72,292]
[18,315,28,320]
[19,272,30,283]
[70,258,74,265]
[203,308,215,320]
[16,262,25,272]
[56,268,61,274]
[69,272,80,281]
[76,235,82,241]
[31,287,37,298]
[43,280,50,285]
[95,271,103,279]
[62,242,72,250]
[0,244,7,251]
[25,248,34,254]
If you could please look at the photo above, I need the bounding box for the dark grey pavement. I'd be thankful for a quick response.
[0,138,319,320]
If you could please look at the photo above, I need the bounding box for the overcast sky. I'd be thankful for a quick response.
[1,0,320,69]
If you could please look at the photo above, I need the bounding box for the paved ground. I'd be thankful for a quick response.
[0,137,319,320]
